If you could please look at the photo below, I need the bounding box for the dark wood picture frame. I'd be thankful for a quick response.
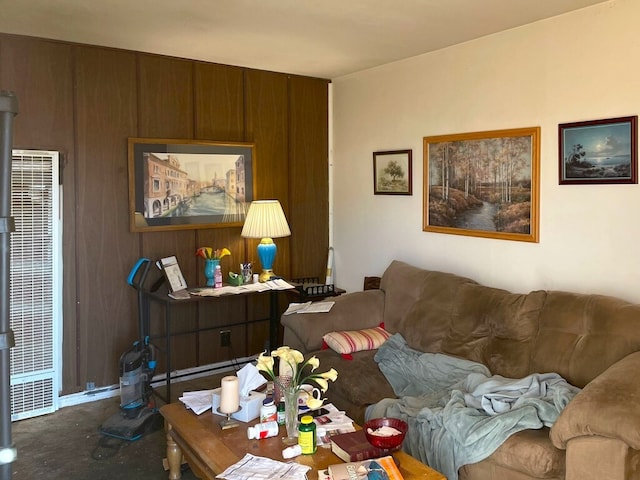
[424,127,540,243]
[128,138,256,232]
[373,149,413,195]
[559,115,637,185]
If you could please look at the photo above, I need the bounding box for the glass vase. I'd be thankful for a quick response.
[204,259,219,287]
[281,384,300,445]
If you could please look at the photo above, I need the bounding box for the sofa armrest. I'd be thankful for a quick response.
[281,289,385,353]
[550,351,640,450]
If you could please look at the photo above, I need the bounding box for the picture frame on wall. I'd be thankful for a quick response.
[373,149,413,195]
[423,127,540,243]
[559,115,637,185]
[127,138,255,232]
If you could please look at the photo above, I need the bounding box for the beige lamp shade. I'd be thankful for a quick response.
[241,200,291,239]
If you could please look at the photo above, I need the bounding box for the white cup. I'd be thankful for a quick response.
[297,384,321,406]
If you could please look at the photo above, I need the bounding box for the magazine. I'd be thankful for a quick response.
[327,456,404,480]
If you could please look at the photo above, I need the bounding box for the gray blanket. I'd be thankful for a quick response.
[369,334,580,480]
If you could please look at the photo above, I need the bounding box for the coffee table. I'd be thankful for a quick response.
[160,402,446,480]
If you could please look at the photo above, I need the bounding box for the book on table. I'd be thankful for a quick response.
[327,455,404,480]
[330,429,393,462]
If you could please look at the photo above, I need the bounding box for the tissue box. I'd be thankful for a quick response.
[211,388,266,422]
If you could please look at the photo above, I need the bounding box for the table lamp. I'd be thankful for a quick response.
[241,200,291,282]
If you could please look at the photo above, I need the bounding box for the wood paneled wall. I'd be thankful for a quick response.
[0,34,329,395]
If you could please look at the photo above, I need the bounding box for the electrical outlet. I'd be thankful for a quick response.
[220,330,231,347]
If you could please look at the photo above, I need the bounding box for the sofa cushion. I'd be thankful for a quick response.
[392,268,477,353]
[485,428,565,478]
[532,291,640,388]
[441,283,547,378]
[380,261,474,335]
[322,324,391,358]
[281,289,385,352]
[313,349,395,407]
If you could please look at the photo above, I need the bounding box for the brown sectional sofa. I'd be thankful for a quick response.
[281,260,640,480]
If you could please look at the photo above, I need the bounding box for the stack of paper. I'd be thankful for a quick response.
[218,453,310,480]
[313,403,356,433]
[179,390,215,415]
[190,279,296,297]
[283,301,335,315]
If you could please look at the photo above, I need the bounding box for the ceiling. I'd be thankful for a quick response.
[0,0,609,79]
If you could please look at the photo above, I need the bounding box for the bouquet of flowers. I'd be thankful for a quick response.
[256,347,338,408]
[196,247,231,260]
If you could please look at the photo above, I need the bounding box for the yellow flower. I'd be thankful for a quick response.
[271,346,292,357]
[313,378,329,392]
[307,356,320,371]
[306,396,325,410]
[196,247,231,260]
[319,368,338,382]
[256,352,274,374]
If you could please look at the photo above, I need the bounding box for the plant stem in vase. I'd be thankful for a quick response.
[282,385,299,446]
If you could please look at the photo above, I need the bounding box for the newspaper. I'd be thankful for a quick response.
[283,301,335,315]
[313,403,356,433]
[216,453,310,480]
[191,279,295,297]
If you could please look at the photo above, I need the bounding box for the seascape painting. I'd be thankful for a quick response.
[559,116,637,185]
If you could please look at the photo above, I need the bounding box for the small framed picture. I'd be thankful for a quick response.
[559,116,637,184]
[373,149,412,195]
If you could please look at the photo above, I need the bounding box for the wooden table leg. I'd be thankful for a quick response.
[165,421,183,480]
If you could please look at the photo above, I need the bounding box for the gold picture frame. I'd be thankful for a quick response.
[423,127,540,243]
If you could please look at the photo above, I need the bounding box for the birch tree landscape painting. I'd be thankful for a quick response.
[423,127,540,242]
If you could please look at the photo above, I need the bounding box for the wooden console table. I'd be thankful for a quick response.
[160,402,446,480]
[143,287,286,403]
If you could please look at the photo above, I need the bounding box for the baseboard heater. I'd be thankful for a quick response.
[58,355,257,409]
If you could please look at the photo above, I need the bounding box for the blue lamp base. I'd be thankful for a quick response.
[257,238,277,282]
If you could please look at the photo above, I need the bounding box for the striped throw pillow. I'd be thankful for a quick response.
[322,324,390,360]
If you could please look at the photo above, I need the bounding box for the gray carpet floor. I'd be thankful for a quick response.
[11,374,226,480]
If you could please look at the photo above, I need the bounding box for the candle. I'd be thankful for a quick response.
[219,376,239,414]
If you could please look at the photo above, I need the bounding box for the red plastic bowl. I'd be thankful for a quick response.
[363,417,408,450]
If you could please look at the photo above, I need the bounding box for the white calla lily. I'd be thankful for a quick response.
[306,396,325,410]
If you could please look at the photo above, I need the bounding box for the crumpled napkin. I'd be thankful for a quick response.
[179,389,216,415]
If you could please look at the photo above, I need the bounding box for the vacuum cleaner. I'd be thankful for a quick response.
[99,258,161,441]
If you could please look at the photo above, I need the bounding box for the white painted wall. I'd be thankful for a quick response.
[331,0,640,302]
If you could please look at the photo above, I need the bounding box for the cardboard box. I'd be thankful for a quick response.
[211,388,266,422]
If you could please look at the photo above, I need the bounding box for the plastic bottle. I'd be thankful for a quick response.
[298,415,316,454]
[316,427,329,448]
[214,265,222,288]
[276,401,285,425]
[247,421,279,440]
[282,444,302,459]
[260,398,277,423]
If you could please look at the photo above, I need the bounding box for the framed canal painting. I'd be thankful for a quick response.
[559,115,637,185]
[128,138,255,232]
[423,127,540,243]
